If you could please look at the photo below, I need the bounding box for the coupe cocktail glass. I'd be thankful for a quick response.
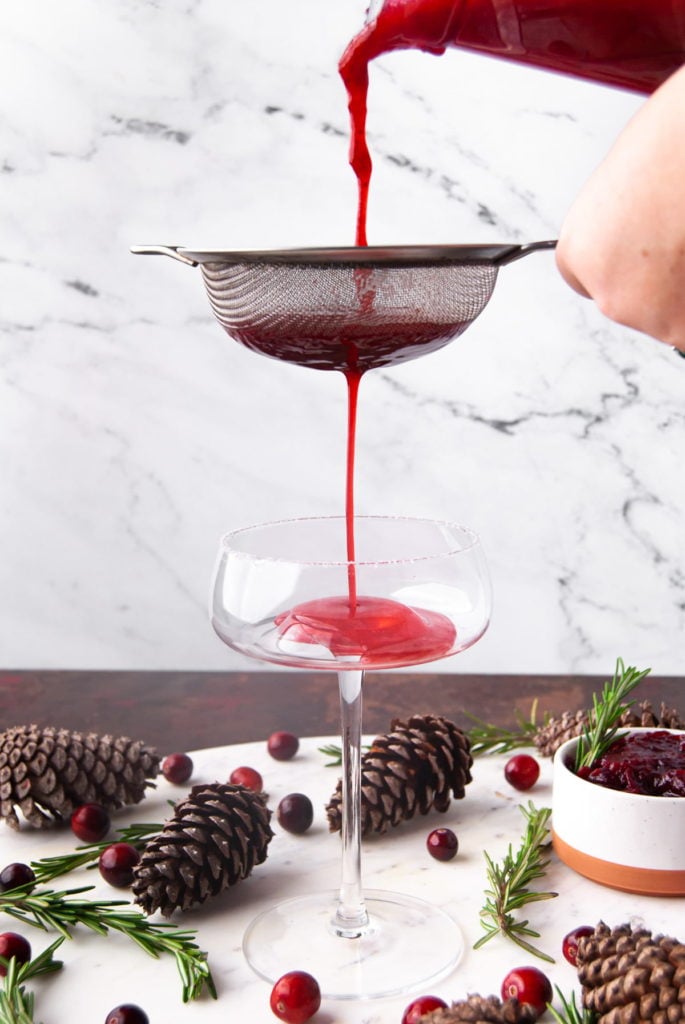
[211,513,491,1000]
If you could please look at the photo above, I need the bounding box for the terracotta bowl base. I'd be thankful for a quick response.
[552,831,685,897]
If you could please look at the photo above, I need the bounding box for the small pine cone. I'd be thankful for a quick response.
[534,700,685,758]
[0,724,160,830]
[621,700,685,732]
[576,921,685,1024]
[534,709,587,758]
[132,782,274,916]
[420,995,538,1024]
[325,714,472,836]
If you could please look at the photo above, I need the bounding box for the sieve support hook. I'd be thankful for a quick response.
[130,245,198,266]
[494,240,557,266]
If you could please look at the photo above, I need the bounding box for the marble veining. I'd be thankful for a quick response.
[1,1,684,674]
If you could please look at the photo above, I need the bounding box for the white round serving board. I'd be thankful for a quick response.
[1,737,682,1023]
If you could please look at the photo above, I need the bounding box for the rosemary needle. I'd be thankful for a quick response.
[474,802,557,962]
[574,658,650,771]
[0,938,64,1024]
[29,822,163,885]
[0,885,216,1003]
[464,700,544,757]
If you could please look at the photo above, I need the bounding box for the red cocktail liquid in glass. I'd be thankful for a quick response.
[339,0,685,244]
[275,593,456,667]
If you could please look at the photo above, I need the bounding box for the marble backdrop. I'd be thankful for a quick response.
[2,0,684,676]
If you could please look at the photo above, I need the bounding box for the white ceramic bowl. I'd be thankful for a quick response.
[552,728,685,896]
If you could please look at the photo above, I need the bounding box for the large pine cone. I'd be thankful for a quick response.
[534,700,685,758]
[420,995,538,1024]
[0,724,160,830]
[326,714,472,836]
[132,782,274,916]
[576,921,685,1024]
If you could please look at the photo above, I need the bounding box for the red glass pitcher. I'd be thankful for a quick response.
[342,0,685,95]
[340,0,685,243]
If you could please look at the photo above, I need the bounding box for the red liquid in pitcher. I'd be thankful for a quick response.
[339,0,685,244]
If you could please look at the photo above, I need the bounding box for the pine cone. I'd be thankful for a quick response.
[0,724,160,830]
[576,921,685,1024]
[132,782,274,916]
[534,700,685,758]
[326,714,472,836]
[420,995,538,1024]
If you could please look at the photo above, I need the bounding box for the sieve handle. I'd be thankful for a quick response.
[130,245,198,266]
[495,240,557,265]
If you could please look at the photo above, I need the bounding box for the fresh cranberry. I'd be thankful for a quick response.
[270,970,321,1023]
[0,933,31,977]
[562,925,595,966]
[504,754,541,792]
[104,1006,149,1024]
[162,752,194,785]
[501,966,553,1019]
[426,827,459,861]
[98,843,141,888]
[70,802,111,843]
[0,863,36,892]
[229,766,264,792]
[268,731,300,761]
[402,994,449,1023]
[277,793,314,835]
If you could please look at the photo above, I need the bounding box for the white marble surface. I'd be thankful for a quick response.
[2,737,684,1023]
[1,2,684,674]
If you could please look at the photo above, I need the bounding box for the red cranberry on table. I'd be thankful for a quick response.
[562,925,595,965]
[268,731,300,761]
[426,827,459,862]
[277,793,314,835]
[501,966,553,1019]
[229,766,264,792]
[504,754,541,792]
[98,843,141,888]
[0,863,36,892]
[0,932,31,976]
[402,994,449,1023]
[104,1005,149,1024]
[270,970,321,1024]
[71,802,111,843]
[162,752,194,785]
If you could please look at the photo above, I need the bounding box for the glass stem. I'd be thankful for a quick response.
[333,668,369,937]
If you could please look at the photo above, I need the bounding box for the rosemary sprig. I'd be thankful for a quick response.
[548,986,597,1024]
[464,700,545,756]
[28,823,162,885]
[318,743,344,766]
[0,938,64,1024]
[318,742,372,766]
[474,802,557,962]
[0,885,216,1003]
[574,658,651,771]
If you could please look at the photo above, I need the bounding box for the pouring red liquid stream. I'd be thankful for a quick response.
[339,0,685,245]
[272,351,457,665]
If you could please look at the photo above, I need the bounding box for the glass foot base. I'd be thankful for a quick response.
[243,888,464,1000]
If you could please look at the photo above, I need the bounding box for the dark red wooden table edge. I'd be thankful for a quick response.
[2,669,682,754]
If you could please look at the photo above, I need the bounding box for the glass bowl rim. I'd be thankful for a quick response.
[217,514,483,567]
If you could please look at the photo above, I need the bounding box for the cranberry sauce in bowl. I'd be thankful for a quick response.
[576,730,685,797]
[552,728,685,895]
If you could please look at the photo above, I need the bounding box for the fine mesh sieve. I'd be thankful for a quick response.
[131,242,556,371]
